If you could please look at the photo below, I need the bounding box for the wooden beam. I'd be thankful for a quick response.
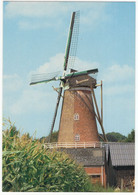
[96,114,108,142]
[98,133,105,141]
[52,86,63,98]
[101,80,103,125]
[91,87,101,121]
[91,87,108,142]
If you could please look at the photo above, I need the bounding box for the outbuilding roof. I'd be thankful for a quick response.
[58,147,105,166]
[109,142,135,166]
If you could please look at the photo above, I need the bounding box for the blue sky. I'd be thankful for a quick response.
[3,1,135,138]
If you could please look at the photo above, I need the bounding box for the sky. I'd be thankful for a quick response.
[3,1,135,139]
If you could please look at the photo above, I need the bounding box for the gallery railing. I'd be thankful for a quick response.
[43,142,103,149]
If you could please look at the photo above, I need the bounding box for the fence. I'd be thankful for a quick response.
[43,142,104,149]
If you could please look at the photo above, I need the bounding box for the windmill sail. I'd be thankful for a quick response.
[30,11,82,142]
[30,71,61,85]
[30,11,106,144]
[48,11,80,142]
[67,11,80,70]
[65,68,98,79]
[48,87,62,142]
[63,11,80,72]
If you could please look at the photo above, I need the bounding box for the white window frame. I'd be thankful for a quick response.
[74,113,79,120]
[75,134,80,141]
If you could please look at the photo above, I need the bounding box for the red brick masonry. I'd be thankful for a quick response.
[58,87,99,142]
[85,166,106,187]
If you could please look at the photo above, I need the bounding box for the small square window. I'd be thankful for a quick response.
[89,175,101,184]
[75,134,80,141]
[74,113,79,120]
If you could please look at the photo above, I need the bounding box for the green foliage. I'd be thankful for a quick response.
[3,119,134,192]
[2,120,91,192]
[50,131,59,142]
[106,129,135,143]
[88,183,115,192]
[106,132,126,142]
[125,129,135,142]
[40,130,59,143]
[41,129,134,144]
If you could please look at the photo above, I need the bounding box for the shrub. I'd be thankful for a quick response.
[2,120,91,192]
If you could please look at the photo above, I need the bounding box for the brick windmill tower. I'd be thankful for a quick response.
[58,72,99,143]
[30,11,107,144]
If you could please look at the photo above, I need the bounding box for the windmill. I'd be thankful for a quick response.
[30,11,107,143]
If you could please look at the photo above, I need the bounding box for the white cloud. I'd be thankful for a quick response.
[74,57,99,71]
[18,18,62,30]
[5,2,75,18]
[3,73,56,115]
[5,2,59,18]
[30,53,99,76]
[36,53,64,73]
[9,88,54,115]
[5,2,106,18]
[5,59,134,117]
[100,64,135,96]
[4,2,108,30]
[104,84,135,96]
[18,20,43,30]
[80,3,107,26]
[5,54,99,116]
[3,74,23,91]
[102,64,135,83]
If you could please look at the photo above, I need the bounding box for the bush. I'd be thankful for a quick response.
[2,120,91,192]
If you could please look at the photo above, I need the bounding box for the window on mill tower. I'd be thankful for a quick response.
[74,113,79,120]
[75,134,80,141]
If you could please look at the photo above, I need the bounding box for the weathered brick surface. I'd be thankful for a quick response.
[58,89,74,142]
[58,87,99,142]
[85,167,106,187]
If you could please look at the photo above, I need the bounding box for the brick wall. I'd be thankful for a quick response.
[58,87,99,142]
[85,166,106,187]
[58,89,74,142]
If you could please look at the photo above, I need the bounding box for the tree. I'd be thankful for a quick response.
[106,132,126,142]
[40,130,59,143]
[50,131,59,142]
[125,129,135,142]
